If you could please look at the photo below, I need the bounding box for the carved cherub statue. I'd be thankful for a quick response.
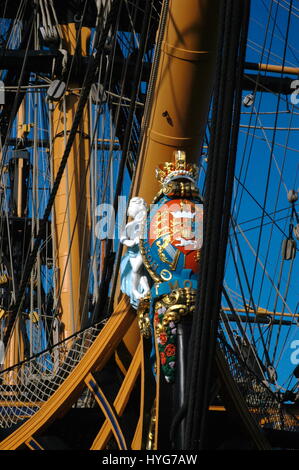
[120,197,150,308]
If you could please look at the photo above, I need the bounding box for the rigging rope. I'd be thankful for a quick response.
[241,0,295,380]
[94,0,155,319]
[183,0,251,450]
[3,0,121,349]
[105,0,164,315]
[232,0,278,225]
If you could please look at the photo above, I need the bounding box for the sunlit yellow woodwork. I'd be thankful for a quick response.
[52,23,91,339]
[133,0,220,202]
[122,318,141,356]
[221,307,299,318]
[86,372,128,450]
[25,437,44,450]
[4,101,26,378]
[131,339,146,450]
[90,341,142,450]
[0,297,134,450]
[60,24,90,56]
[209,405,226,412]
[246,62,299,75]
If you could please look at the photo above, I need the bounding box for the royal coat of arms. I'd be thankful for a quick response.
[137,150,203,383]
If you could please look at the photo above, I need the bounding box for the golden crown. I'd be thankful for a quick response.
[155,150,199,185]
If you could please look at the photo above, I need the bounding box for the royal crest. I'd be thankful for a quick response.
[137,150,203,383]
[141,197,203,283]
[155,149,199,185]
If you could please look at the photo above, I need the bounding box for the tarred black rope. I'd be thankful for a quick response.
[183,0,251,450]
[169,0,228,447]
[3,0,121,348]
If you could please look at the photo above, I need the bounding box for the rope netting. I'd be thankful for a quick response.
[0,319,105,429]
[218,331,299,433]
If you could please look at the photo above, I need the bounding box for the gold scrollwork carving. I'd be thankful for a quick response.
[137,296,151,338]
[154,287,196,335]
[152,181,201,204]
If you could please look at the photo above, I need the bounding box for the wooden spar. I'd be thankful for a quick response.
[245,62,299,75]
[51,24,91,340]
[133,0,221,202]
[221,307,299,318]
[114,0,220,308]
[3,101,26,380]
[17,101,25,218]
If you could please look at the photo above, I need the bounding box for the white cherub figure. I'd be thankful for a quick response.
[120,197,150,307]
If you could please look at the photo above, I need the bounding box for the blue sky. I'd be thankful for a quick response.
[220,0,299,391]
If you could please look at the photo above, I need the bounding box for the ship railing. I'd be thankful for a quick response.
[0,319,105,429]
[217,329,299,433]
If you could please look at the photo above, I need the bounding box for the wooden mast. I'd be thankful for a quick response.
[133,0,220,202]
[116,0,221,307]
[4,101,26,375]
[51,24,91,340]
